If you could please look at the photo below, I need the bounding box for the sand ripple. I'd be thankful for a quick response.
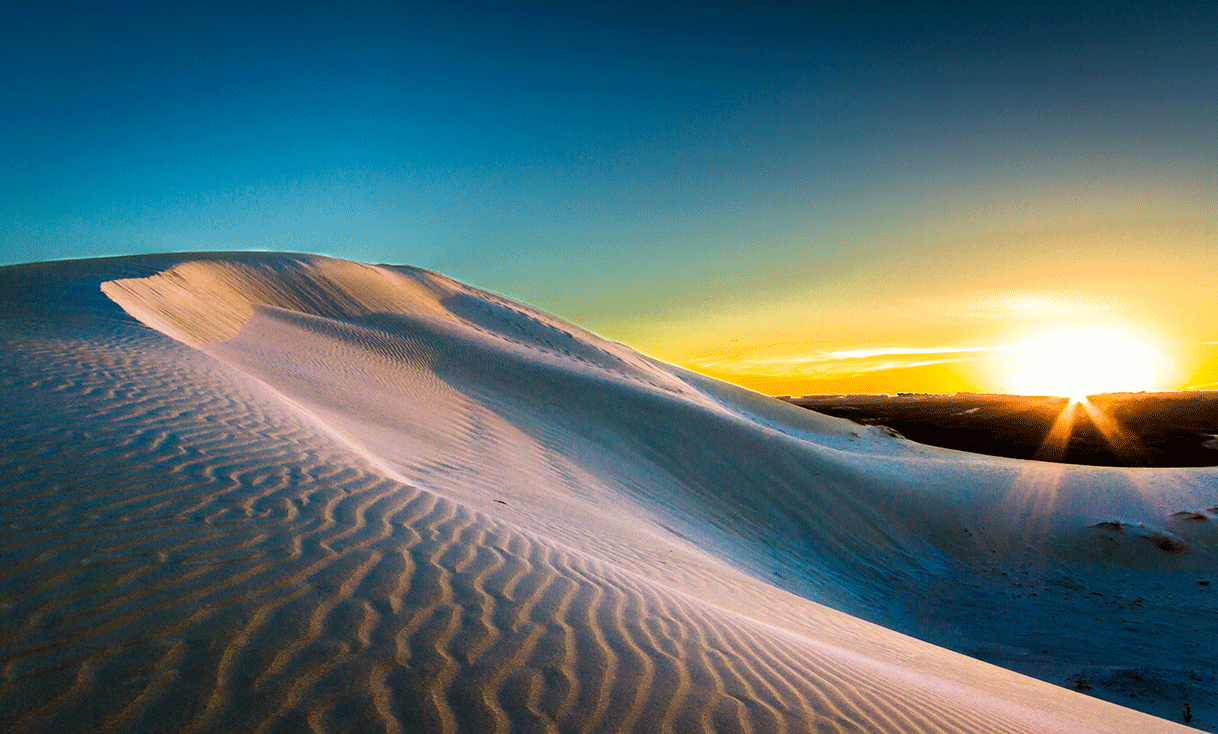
[0,255,1192,732]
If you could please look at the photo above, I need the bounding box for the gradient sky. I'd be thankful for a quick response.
[4,1,1216,394]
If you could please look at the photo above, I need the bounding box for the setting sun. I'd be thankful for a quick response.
[1000,323,1175,400]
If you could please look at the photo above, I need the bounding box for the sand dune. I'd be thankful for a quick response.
[1,253,1211,732]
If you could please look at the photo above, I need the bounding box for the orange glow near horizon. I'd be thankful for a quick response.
[564,197,1214,399]
[673,318,1206,398]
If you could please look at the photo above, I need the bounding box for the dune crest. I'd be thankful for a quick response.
[100,256,455,345]
[1,253,1207,732]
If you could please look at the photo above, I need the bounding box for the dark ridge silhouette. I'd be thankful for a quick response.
[781,392,1218,467]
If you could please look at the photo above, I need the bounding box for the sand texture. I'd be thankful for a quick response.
[1,253,1212,733]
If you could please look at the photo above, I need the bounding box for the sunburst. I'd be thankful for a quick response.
[1001,323,1173,401]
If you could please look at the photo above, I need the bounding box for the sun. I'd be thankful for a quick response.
[1001,323,1174,400]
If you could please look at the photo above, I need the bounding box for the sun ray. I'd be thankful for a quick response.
[1000,457,1069,545]
[1078,399,1146,464]
[1032,399,1080,463]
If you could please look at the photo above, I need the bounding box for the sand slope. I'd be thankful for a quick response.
[0,253,1209,732]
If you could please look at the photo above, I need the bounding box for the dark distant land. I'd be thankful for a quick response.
[779,391,1218,468]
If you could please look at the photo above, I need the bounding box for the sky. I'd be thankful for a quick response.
[3,1,1216,395]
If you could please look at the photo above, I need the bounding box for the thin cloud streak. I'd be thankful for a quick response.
[691,342,1017,378]
[825,344,1018,360]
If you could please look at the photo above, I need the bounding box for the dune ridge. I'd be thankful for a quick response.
[1,253,1209,732]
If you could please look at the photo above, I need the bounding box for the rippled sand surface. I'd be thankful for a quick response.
[1,253,1208,733]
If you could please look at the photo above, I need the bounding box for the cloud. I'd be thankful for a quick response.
[823,344,1015,360]
[690,343,1016,378]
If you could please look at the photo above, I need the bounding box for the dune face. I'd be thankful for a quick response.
[1,254,1210,733]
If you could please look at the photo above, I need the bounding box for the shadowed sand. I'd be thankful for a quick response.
[1,253,1211,732]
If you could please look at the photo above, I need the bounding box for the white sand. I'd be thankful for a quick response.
[0,252,1211,732]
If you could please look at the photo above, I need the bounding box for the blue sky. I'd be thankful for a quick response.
[4,2,1216,392]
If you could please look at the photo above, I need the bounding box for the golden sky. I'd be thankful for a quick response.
[586,201,1218,396]
[6,4,1214,400]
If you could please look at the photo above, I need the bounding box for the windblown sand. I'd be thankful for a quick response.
[1,253,1212,733]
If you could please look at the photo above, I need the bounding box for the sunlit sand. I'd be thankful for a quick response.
[1,253,1211,733]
